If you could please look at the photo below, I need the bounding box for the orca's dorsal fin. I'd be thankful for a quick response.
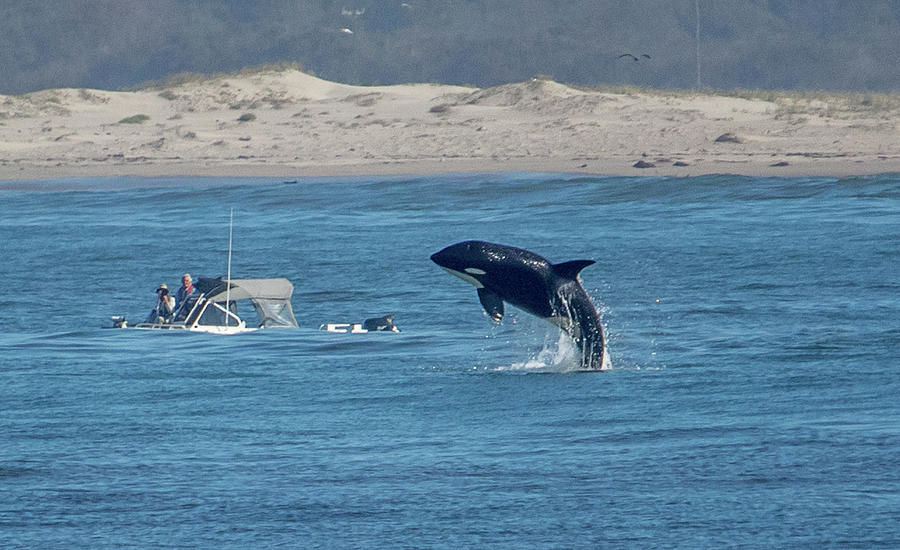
[553,260,596,280]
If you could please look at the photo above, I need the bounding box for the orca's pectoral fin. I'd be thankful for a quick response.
[477,288,505,322]
[553,260,596,280]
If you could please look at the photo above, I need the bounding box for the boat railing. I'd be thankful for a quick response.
[178,293,207,326]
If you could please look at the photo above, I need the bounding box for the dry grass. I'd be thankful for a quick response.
[570,82,900,120]
[119,114,150,124]
[128,62,307,91]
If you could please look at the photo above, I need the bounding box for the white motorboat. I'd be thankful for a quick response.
[111,277,298,334]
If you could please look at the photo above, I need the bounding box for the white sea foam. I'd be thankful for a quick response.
[499,330,599,373]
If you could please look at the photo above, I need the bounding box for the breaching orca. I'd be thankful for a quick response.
[431,240,610,371]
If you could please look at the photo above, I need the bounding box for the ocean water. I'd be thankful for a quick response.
[1,173,898,548]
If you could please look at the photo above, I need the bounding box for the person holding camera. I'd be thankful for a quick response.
[145,283,175,324]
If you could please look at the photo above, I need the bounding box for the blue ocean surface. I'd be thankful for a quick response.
[1,173,898,548]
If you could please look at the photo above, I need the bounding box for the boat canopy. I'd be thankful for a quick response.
[195,277,298,328]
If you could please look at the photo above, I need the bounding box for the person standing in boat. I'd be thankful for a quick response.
[174,273,195,311]
[172,273,197,321]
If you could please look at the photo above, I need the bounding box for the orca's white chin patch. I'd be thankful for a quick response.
[441,267,484,289]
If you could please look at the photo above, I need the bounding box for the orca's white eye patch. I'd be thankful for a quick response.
[464,267,486,275]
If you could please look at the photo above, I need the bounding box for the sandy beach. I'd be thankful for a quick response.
[2,68,899,181]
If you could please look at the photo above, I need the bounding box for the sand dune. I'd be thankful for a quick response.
[2,68,899,180]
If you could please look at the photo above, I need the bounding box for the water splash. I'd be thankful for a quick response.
[498,330,603,373]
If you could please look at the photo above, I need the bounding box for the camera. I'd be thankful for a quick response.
[157,287,169,296]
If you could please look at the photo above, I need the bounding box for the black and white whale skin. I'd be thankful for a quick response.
[430,240,610,370]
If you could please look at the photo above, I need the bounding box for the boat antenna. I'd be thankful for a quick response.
[225,207,234,326]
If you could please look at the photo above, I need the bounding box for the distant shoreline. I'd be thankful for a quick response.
[3,69,900,182]
[4,157,900,183]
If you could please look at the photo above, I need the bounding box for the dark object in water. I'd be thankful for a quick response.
[363,314,400,332]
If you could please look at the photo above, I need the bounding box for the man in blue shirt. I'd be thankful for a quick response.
[173,273,196,319]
